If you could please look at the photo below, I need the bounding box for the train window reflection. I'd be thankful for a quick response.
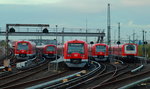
[96,46,106,52]
[46,46,55,51]
[68,43,84,54]
[126,45,135,51]
[18,43,29,50]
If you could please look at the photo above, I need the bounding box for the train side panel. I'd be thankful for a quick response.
[110,43,138,62]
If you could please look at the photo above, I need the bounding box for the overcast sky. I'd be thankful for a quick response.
[0,0,150,41]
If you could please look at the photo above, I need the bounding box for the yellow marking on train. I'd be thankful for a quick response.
[63,79,68,83]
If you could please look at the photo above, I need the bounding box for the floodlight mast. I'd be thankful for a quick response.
[4,24,10,71]
[118,22,120,42]
[107,4,112,62]
[107,3,111,45]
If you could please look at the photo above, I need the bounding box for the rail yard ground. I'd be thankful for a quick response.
[0,59,150,89]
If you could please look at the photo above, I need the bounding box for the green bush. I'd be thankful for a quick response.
[0,40,6,47]
[138,44,150,58]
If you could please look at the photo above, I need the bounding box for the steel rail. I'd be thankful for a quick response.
[0,58,47,80]
[2,71,68,89]
[0,66,47,88]
[118,76,150,89]
[66,63,106,89]
[88,63,129,89]
[44,61,101,89]
[91,64,147,89]
[25,61,101,89]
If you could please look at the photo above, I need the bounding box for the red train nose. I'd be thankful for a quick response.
[46,51,56,54]
[47,51,53,54]
[20,50,27,54]
[97,52,105,55]
[71,53,81,58]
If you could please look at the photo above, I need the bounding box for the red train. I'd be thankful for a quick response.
[42,44,57,59]
[64,40,89,68]
[110,43,138,61]
[91,43,109,61]
[14,40,36,61]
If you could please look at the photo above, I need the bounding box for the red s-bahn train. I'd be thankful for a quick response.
[64,40,89,68]
[91,43,109,61]
[42,44,57,59]
[14,40,36,61]
[110,43,138,61]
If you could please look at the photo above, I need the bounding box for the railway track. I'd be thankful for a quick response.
[0,54,44,77]
[93,69,150,89]
[73,62,126,89]
[2,70,71,89]
[0,57,82,89]
[3,61,100,89]
[29,61,101,89]
[65,60,145,89]
[2,68,84,89]
[63,63,106,89]
[89,63,147,89]
[0,59,49,88]
[0,58,148,89]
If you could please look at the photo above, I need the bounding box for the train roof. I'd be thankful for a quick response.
[110,43,138,48]
[36,44,57,48]
[123,43,138,45]
[16,40,36,45]
[65,40,87,44]
[93,43,108,46]
[44,44,57,48]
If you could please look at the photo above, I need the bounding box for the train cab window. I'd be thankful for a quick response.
[46,46,55,51]
[126,45,135,51]
[96,46,106,52]
[17,43,29,50]
[68,43,84,54]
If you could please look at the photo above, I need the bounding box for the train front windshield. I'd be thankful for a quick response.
[96,45,106,52]
[126,45,135,51]
[17,43,29,50]
[68,43,84,54]
[46,46,55,51]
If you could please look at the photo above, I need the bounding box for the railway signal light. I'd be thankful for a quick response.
[90,41,94,45]
[9,27,15,33]
[117,41,121,45]
[43,28,48,33]
[144,41,148,44]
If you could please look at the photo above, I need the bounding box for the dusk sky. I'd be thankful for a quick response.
[0,0,150,42]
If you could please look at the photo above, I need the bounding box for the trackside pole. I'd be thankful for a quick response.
[4,24,11,71]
